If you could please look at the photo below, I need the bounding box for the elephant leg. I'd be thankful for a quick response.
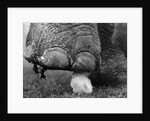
[24,23,101,94]
[72,52,96,72]
[39,47,70,69]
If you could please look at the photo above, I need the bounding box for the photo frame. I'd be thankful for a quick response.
[2,4,147,116]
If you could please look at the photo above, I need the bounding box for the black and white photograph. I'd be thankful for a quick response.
[23,23,127,98]
[8,8,142,113]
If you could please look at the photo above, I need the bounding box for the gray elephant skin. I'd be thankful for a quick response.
[24,23,127,78]
[24,23,101,74]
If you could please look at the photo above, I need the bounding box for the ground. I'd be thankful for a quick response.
[23,47,127,98]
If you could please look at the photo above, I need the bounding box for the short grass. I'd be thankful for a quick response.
[23,47,127,98]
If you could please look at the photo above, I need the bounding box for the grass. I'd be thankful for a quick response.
[23,47,127,98]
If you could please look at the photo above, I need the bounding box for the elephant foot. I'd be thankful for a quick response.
[39,47,69,69]
[70,73,93,94]
[72,52,96,72]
